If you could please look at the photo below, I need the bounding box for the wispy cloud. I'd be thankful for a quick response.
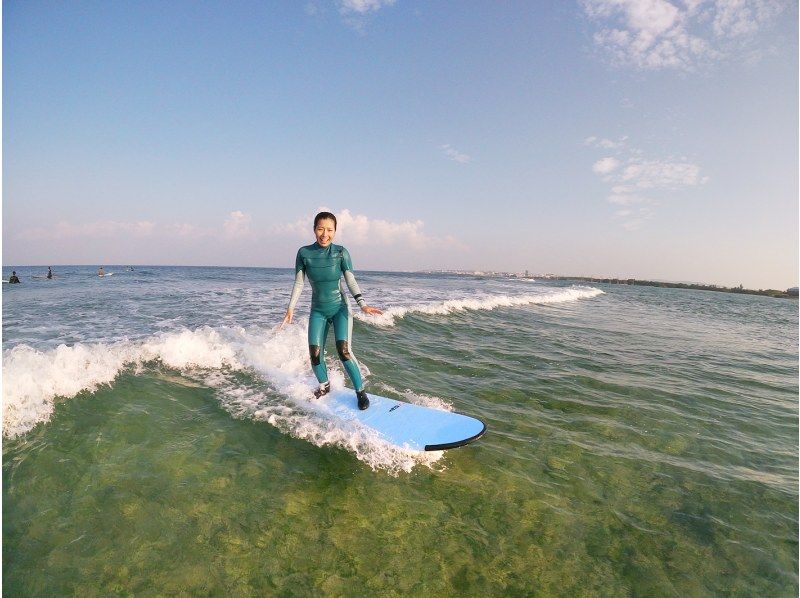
[440,144,473,164]
[712,0,782,36]
[593,156,621,174]
[581,0,784,70]
[338,0,396,14]
[336,0,396,31]
[222,210,253,238]
[16,208,465,259]
[277,208,465,251]
[608,193,653,205]
[305,3,322,17]
[585,135,628,149]
[618,159,707,189]
[586,135,708,229]
[18,212,254,243]
[163,222,209,239]
[18,220,157,241]
[616,207,655,231]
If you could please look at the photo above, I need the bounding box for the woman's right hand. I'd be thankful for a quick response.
[281,309,293,329]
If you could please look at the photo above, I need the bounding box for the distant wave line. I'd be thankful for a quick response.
[356,286,604,327]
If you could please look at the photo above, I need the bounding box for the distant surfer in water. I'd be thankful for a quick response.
[282,211,383,410]
[98,267,105,276]
[47,267,53,280]
[9,271,20,284]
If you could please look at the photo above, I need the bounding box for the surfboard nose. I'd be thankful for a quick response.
[424,416,486,451]
[320,390,486,452]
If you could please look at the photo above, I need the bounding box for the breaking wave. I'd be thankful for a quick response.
[2,286,603,473]
[2,325,446,474]
[356,286,604,327]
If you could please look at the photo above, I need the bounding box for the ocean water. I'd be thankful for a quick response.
[2,265,797,595]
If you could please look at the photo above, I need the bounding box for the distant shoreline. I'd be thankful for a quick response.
[543,276,799,299]
[420,270,798,299]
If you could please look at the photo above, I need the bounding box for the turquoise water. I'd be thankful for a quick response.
[3,266,798,595]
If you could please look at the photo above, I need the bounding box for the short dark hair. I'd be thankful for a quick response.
[314,211,337,230]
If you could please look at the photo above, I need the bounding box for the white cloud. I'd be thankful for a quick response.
[276,208,465,251]
[16,208,466,257]
[581,0,783,70]
[620,159,708,189]
[593,156,621,174]
[223,211,253,238]
[163,223,209,238]
[440,144,473,164]
[336,0,396,31]
[18,212,255,243]
[626,0,681,35]
[611,156,707,195]
[19,220,157,240]
[611,184,635,193]
[586,135,707,229]
[275,216,313,238]
[607,193,654,205]
[337,209,427,247]
[713,0,783,37]
[339,0,396,14]
[617,207,655,231]
[584,135,628,149]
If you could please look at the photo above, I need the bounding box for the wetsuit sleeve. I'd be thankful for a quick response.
[287,250,305,311]
[341,248,366,307]
[343,271,366,307]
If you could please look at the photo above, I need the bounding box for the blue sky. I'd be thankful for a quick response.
[3,0,798,288]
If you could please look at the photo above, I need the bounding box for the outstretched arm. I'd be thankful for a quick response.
[282,269,305,327]
[343,270,383,315]
[342,247,383,315]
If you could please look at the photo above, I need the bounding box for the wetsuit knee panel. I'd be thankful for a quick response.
[335,340,352,362]
[309,345,322,366]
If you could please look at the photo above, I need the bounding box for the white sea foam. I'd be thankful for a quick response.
[376,384,454,412]
[1,324,446,473]
[3,342,136,438]
[253,401,444,475]
[2,286,603,472]
[2,326,246,439]
[356,286,604,327]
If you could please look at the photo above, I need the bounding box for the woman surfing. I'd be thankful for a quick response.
[282,212,383,410]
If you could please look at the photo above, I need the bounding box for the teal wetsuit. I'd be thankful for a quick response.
[288,242,367,391]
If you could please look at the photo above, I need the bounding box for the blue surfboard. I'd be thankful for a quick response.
[319,389,486,451]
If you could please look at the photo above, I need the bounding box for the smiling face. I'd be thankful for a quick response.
[314,218,336,247]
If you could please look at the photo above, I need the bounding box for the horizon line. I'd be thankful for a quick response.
[2,263,796,291]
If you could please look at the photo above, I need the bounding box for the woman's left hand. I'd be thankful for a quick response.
[361,305,383,316]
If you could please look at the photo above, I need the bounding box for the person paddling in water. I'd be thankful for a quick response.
[282,211,383,410]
